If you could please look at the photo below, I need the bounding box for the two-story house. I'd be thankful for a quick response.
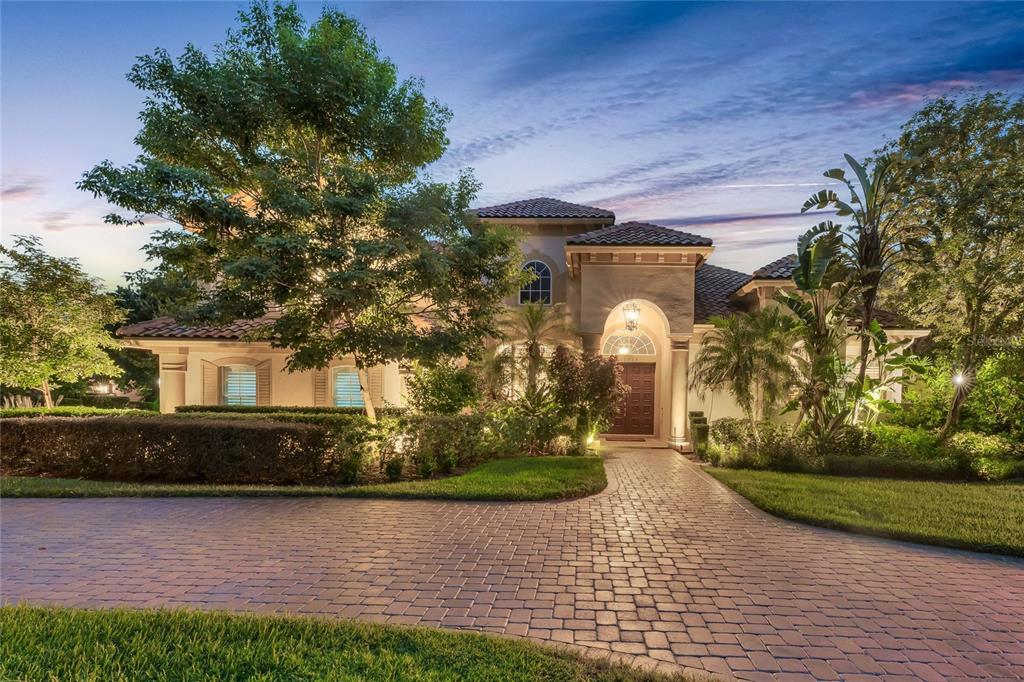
[120,197,927,448]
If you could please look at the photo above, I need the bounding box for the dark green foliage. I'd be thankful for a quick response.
[77,2,522,385]
[405,360,480,415]
[691,423,710,461]
[3,456,608,503]
[1,416,339,485]
[709,417,1022,481]
[489,388,568,456]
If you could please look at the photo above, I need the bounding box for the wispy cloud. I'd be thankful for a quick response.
[1,177,42,202]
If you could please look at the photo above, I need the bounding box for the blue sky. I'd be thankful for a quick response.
[3,1,1023,284]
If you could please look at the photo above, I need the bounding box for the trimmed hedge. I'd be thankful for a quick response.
[1,417,340,485]
[0,407,155,419]
[175,405,407,417]
[0,410,533,487]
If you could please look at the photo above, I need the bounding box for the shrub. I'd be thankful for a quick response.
[870,423,941,459]
[710,418,748,448]
[0,406,154,419]
[1,416,343,485]
[691,423,710,461]
[547,435,577,456]
[945,431,1023,481]
[405,360,479,415]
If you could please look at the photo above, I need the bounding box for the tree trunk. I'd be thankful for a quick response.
[357,366,377,424]
[856,298,874,390]
[939,375,975,441]
[40,378,53,408]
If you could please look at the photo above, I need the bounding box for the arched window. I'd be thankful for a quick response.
[333,367,364,407]
[222,364,257,405]
[602,332,656,356]
[519,261,552,304]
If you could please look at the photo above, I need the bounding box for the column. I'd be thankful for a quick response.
[669,339,689,449]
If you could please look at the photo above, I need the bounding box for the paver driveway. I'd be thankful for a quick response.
[3,448,1023,681]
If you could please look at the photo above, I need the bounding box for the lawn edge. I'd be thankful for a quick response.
[705,467,1024,558]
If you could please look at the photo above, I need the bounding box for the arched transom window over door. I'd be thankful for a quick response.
[519,261,552,304]
[602,332,656,356]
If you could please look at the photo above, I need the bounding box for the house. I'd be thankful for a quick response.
[120,197,928,448]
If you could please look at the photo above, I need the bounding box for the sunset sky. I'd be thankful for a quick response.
[3,1,1023,284]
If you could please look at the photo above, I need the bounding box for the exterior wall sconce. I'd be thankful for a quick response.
[623,302,640,331]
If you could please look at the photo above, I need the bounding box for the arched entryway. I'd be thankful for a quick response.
[599,300,671,439]
[602,330,657,434]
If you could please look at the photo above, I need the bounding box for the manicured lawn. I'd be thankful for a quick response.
[1,456,606,501]
[707,468,1024,557]
[0,606,689,682]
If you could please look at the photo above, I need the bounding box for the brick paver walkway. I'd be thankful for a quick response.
[3,448,1023,680]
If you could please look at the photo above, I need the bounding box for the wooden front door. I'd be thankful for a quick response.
[609,362,656,435]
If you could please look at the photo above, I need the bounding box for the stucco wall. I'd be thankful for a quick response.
[579,264,696,336]
[148,342,402,413]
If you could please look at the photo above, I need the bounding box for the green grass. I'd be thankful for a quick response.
[707,467,1024,556]
[1,456,607,502]
[0,606,690,682]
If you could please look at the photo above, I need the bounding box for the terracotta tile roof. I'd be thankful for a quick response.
[473,197,614,220]
[694,264,752,323]
[566,221,713,247]
[118,316,276,340]
[752,254,798,279]
[119,311,436,340]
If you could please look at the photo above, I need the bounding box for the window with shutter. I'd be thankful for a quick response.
[222,364,257,405]
[333,368,364,407]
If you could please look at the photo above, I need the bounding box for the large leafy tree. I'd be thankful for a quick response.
[0,236,124,407]
[884,93,1024,437]
[801,152,919,392]
[689,307,798,433]
[78,1,521,421]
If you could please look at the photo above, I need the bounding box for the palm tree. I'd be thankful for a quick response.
[801,152,918,392]
[500,302,575,393]
[689,308,798,435]
[472,342,514,403]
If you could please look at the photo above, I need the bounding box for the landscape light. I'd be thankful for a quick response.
[952,373,965,386]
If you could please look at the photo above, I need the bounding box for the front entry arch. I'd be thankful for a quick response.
[609,362,656,434]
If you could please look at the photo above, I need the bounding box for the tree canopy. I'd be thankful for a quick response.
[78,1,522,419]
[0,236,124,407]
[884,92,1024,435]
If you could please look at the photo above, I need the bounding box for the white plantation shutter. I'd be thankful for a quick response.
[313,368,330,406]
[255,360,272,406]
[202,360,221,405]
[333,368,364,407]
[222,365,257,405]
[369,366,384,405]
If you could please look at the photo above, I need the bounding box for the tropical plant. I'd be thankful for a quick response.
[471,343,514,404]
[77,1,522,422]
[0,236,124,407]
[801,152,919,392]
[776,227,854,442]
[500,302,575,394]
[688,307,798,434]
[883,93,1024,438]
[547,345,629,451]
[853,321,930,426]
